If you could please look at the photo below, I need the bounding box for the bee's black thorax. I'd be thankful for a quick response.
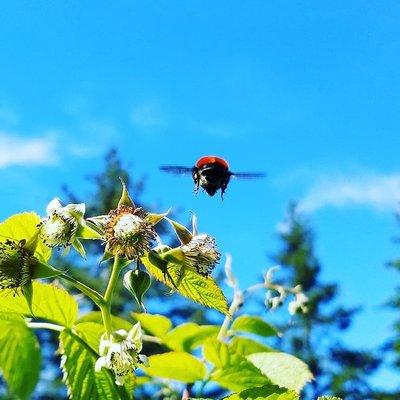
[192,163,231,198]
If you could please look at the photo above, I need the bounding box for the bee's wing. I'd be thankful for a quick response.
[160,165,194,175]
[230,171,266,179]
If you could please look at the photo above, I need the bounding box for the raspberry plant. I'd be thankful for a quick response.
[0,181,340,400]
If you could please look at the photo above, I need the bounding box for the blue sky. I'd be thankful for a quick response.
[1,0,400,389]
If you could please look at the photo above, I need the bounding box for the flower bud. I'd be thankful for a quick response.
[123,269,151,311]
[0,239,34,291]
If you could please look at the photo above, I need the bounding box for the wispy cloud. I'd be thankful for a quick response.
[0,132,58,168]
[298,172,400,213]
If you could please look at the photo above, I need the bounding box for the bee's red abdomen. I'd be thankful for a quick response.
[196,156,229,170]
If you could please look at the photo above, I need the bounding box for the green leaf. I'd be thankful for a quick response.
[0,212,51,262]
[76,223,103,240]
[231,315,279,337]
[223,384,299,400]
[72,239,86,258]
[143,352,206,382]
[59,329,130,400]
[203,339,272,392]
[164,322,219,352]
[74,322,105,352]
[0,318,41,399]
[247,352,313,392]
[0,281,78,327]
[142,255,228,315]
[78,311,132,331]
[118,178,135,208]
[131,312,172,338]
[166,218,193,244]
[146,209,170,226]
[229,337,275,356]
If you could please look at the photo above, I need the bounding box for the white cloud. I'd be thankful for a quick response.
[298,173,400,213]
[0,132,58,168]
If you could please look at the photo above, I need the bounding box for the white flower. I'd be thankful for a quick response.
[113,214,144,240]
[95,322,148,386]
[180,234,220,277]
[288,292,309,315]
[105,205,156,260]
[39,198,85,248]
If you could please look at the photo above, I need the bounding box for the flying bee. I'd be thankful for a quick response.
[160,155,265,199]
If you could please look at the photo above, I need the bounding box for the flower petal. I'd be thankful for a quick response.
[46,198,62,215]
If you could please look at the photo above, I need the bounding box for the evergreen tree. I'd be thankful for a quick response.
[273,204,380,400]
[379,211,400,397]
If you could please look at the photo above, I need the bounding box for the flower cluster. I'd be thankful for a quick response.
[95,322,148,386]
[264,267,309,315]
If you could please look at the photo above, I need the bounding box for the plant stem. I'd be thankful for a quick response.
[104,255,123,303]
[60,273,105,306]
[27,321,64,332]
[101,255,125,337]
[217,292,244,341]
[143,334,162,344]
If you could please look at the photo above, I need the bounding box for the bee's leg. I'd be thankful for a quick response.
[193,175,200,194]
[221,182,228,201]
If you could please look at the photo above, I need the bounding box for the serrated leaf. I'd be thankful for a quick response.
[223,384,299,400]
[0,212,51,262]
[231,315,279,337]
[131,312,172,338]
[0,318,41,399]
[203,339,272,392]
[142,255,228,315]
[59,329,130,400]
[0,281,78,327]
[143,352,206,382]
[247,352,313,393]
[74,322,105,352]
[229,337,275,356]
[164,322,219,352]
[78,311,132,331]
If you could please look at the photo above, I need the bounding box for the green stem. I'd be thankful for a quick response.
[143,334,162,344]
[217,292,243,341]
[104,255,123,303]
[60,273,105,306]
[101,255,125,337]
